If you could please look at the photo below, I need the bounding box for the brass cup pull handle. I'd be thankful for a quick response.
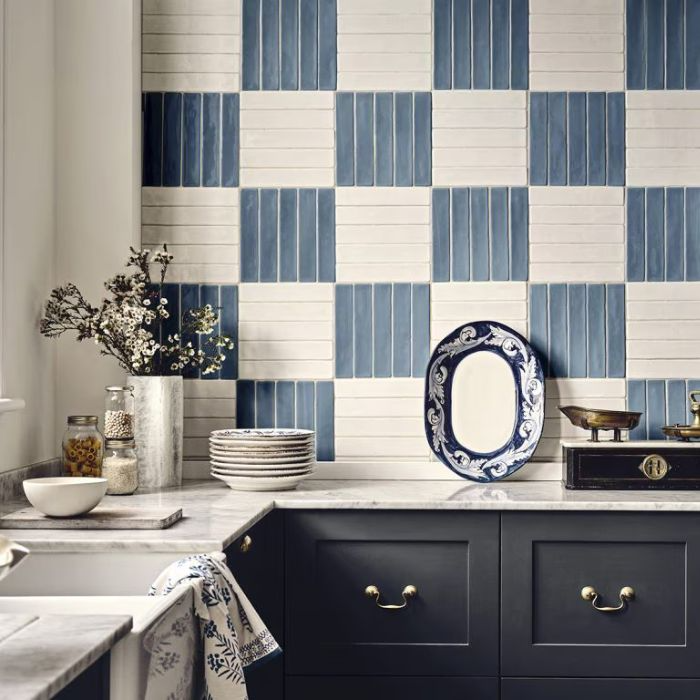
[365,584,417,610]
[581,585,635,613]
[239,534,253,553]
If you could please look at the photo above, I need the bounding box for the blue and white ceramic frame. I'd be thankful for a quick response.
[425,321,545,483]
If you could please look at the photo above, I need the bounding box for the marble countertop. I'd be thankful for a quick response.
[0,613,131,700]
[6,479,700,553]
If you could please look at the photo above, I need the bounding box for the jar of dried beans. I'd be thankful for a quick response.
[104,385,135,439]
[62,416,104,477]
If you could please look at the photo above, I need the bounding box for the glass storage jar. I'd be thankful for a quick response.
[62,416,104,477]
[104,385,135,439]
[102,439,138,495]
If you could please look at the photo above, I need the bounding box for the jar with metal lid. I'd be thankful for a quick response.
[104,386,135,439]
[62,416,104,477]
[102,439,138,495]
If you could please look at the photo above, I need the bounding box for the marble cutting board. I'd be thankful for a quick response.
[0,505,183,529]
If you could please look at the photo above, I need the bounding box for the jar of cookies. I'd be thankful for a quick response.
[62,416,104,477]
[104,386,135,439]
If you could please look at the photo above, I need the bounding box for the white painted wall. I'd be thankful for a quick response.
[0,0,56,474]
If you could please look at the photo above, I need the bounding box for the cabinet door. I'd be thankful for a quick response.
[287,676,498,700]
[502,678,700,700]
[502,512,700,677]
[286,511,499,676]
[226,511,283,700]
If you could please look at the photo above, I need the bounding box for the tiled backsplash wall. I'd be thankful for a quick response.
[142,0,700,477]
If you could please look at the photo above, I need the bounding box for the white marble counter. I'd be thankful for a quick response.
[0,613,131,700]
[6,479,700,553]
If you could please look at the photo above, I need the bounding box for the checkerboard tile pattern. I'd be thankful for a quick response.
[141,0,700,474]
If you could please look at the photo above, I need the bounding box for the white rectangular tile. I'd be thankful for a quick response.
[184,379,237,400]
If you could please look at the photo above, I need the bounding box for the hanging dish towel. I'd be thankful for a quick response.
[149,551,281,700]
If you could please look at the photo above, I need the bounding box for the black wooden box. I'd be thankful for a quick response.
[564,441,700,489]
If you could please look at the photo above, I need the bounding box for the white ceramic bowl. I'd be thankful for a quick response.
[23,477,107,517]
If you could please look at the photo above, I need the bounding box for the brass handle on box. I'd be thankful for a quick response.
[364,584,417,610]
[240,534,253,553]
[581,585,635,613]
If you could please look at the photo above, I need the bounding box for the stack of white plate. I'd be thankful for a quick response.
[209,428,315,491]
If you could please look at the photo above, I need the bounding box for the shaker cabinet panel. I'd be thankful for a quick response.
[502,678,700,700]
[502,512,700,677]
[285,511,499,676]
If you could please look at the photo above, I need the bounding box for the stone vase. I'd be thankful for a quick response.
[129,375,183,489]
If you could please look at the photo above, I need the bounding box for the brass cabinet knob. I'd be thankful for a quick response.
[364,584,417,610]
[239,534,253,553]
[581,585,635,613]
[639,453,669,480]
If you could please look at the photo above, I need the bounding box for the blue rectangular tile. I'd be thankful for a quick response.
[375,93,394,186]
[454,0,472,89]
[411,284,430,377]
[567,93,587,186]
[568,284,587,378]
[529,93,548,185]
[335,93,354,186]
[606,93,625,186]
[529,284,548,374]
[236,380,255,428]
[432,188,451,282]
[510,187,528,281]
[470,188,489,281]
[392,284,412,377]
[262,0,280,90]
[354,285,373,378]
[256,381,275,428]
[627,380,647,439]
[687,0,700,88]
[687,188,700,280]
[317,188,335,282]
[280,0,299,89]
[199,285,220,379]
[275,381,295,428]
[335,285,353,378]
[668,379,687,427]
[548,284,568,378]
[587,284,606,378]
[160,283,180,359]
[180,284,200,379]
[626,0,645,89]
[394,93,413,186]
[355,93,374,186]
[647,379,666,439]
[296,381,314,430]
[318,0,337,90]
[510,0,528,89]
[220,285,238,379]
[666,188,684,281]
[315,382,335,460]
[627,188,645,282]
[221,94,239,187]
[259,189,278,282]
[452,188,470,281]
[299,0,318,89]
[547,93,567,185]
[182,93,201,187]
[490,188,509,281]
[646,0,665,89]
[666,0,685,89]
[162,93,182,187]
[434,0,452,89]
[413,92,431,186]
[492,0,510,89]
[299,189,317,282]
[646,188,665,282]
[242,0,261,90]
[606,284,625,378]
[587,92,606,186]
[240,189,259,282]
[373,284,392,378]
[202,93,221,187]
[143,93,163,186]
[279,189,298,282]
[472,0,491,88]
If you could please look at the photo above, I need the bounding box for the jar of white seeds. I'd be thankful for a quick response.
[104,386,135,439]
[103,439,138,495]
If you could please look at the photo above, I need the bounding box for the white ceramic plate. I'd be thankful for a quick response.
[211,466,313,477]
[210,428,314,440]
[210,458,314,470]
[209,451,314,464]
[209,438,314,450]
[212,471,310,491]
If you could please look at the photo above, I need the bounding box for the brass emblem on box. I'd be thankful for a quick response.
[639,453,669,480]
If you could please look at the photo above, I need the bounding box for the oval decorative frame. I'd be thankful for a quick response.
[425,320,545,483]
